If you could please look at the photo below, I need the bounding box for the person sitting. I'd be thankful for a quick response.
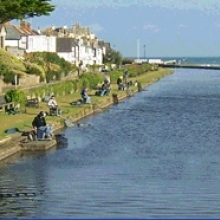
[117,76,124,90]
[32,111,53,140]
[81,87,91,104]
[47,95,60,116]
[99,83,107,96]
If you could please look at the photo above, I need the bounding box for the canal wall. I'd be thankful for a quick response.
[159,64,220,70]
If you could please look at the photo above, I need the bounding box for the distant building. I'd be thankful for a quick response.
[134,59,148,64]
[163,60,176,65]
[148,59,163,64]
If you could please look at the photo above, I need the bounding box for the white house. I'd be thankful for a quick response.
[4,21,39,54]
[26,35,56,53]
[56,36,103,67]
[4,21,106,67]
[0,25,6,49]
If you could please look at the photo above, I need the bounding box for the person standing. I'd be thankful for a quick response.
[117,76,124,90]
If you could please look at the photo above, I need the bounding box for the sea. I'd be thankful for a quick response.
[153,56,220,66]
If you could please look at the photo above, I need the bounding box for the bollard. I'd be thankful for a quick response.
[112,94,119,104]
[137,82,142,92]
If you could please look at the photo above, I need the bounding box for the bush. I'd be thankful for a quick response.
[24,62,45,81]
[109,70,124,83]
[24,52,75,81]
[79,72,104,90]
[4,89,26,105]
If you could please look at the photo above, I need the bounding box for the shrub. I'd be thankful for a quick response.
[79,72,104,89]
[24,62,45,81]
[24,52,75,80]
[4,89,26,105]
[109,70,124,83]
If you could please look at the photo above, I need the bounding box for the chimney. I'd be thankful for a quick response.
[20,20,26,28]
[38,26,41,34]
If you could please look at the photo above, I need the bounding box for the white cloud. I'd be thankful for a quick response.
[143,24,160,33]
[88,23,104,33]
[178,24,188,28]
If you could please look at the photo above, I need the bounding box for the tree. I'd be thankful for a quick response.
[0,0,55,25]
[103,49,123,66]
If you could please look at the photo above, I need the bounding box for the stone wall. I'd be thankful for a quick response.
[19,75,40,87]
[7,47,25,57]
[0,79,3,93]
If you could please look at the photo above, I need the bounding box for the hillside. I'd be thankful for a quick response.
[0,50,77,84]
[0,49,26,83]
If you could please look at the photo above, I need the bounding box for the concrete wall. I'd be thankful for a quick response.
[7,47,25,56]
[19,75,40,86]
[0,79,3,93]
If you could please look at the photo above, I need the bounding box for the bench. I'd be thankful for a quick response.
[0,96,14,113]
[25,97,39,108]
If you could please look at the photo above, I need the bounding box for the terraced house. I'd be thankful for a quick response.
[2,21,110,68]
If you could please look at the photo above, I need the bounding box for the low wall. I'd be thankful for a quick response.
[19,75,40,87]
[0,79,3,93]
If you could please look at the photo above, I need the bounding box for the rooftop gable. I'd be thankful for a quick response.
[5,25,23,40]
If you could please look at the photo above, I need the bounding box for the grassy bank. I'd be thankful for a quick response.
[0,68,173,140]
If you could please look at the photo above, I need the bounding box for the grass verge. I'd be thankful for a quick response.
[0,68,173,139]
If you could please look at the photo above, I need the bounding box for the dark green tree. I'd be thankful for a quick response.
[0,0,55,24]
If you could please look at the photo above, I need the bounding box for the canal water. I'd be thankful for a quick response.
[1,68,220,218]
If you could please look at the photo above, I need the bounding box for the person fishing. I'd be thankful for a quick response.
[47,95,61,116]
[80,87,91,103]
[32,111,53,140]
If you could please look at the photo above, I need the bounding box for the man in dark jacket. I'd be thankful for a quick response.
[80,87,91,103]
[32,111,52,139]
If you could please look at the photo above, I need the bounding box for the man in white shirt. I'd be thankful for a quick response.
[47,95,60,116]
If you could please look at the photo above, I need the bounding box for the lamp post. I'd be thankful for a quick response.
[77,39,80,77]
[143,44,146,59]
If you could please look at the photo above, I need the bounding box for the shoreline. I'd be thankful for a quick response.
[0,69,174,166]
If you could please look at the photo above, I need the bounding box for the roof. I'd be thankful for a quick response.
[56,38,75,52]
[5,23,38,40]
[5,26,23,40]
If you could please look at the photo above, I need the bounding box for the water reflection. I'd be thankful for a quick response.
[1,69,220,218]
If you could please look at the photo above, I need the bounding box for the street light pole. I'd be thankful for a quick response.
[143,44,146,59]
[77,40,80,77]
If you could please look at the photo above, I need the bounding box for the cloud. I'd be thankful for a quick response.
[178,24,188,28]
[88,23,104,33]
[143,24,160,33]
[51,0,220,12]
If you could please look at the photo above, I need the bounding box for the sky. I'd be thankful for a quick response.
[21,0,220,58]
